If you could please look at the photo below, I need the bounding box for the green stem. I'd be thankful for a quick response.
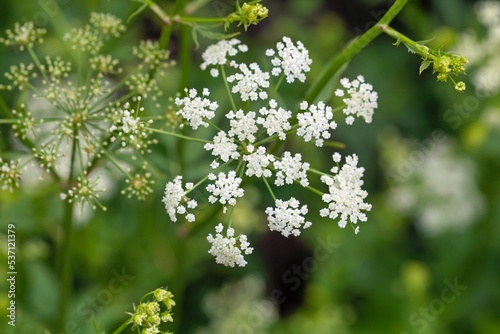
[305,0,408,103]
[220,66,237,111]
[146,127,210,143]
[146,0,171,25]
[305,185,323,197]
[0,119,18,124]
[111,319,131,334]
[27,47,51,84]
[379,24,436,59]
[157,0,188,50]
[56,128,78,332]
[176,15,225,23]
[178,23,192,91]
[270,74,285,100]
[262,176,276,201]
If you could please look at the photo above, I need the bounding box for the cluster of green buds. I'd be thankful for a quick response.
[380,24,469,92]
[431,53,468,91]
[127,287,176,334]
[226,0,269,30]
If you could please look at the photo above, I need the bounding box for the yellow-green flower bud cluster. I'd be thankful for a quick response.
[432,54,468,92]
[226,1,269,31]
[130,287,175,334]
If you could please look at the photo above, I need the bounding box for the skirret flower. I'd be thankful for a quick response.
[334,75,378,125]
[204,131,240,164]
[256,99,292,141]
[297,101,338,147]
[266,198,312,237]
[207,223,253,267]
[226,109,258,143]
[61,175,107,211]
[206,171,244,212]
[273,151,310,187]
[243,146,275,178]
[175,88,218,129]
[0,159,21,192]
[109,101,154,153]
[320,154,372,232]
[200,38,248,73]
[266,36,312,83]
[226,62,270,101]
[0,21,46,51]
[163,176,197,223]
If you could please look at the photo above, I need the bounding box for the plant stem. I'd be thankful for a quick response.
[146,0,171,25]
[56,129,78,332]
[305,0,408,103]
[220,66,237,111]
[146,127,210,143]
[378,24,436,60]
[111,319,131,334]
[176,16,226,23]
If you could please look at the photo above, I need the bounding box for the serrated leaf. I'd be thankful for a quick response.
[419,60,432,74]
[415,38,434,46]
[403,42,418,54]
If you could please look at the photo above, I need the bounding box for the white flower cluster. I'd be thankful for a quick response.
[227,109,258,143]
[162,176,197,223]
[227,62,270,101]
[335,75,378,125]
[206,171,244,212]
[207,223,253,267]
[320,154,372,233]
[297,101,338,147]
[162,37,378,267]
[266,36,312,83]
[383,136,484,236]
[204,131,240,166]
[200,38,248,73]
[243,146,275,178]
[274,152,310,187]
[175,88,218,129]
[454,1,500,95]
[256,99,292,141]
[266,198,312,237]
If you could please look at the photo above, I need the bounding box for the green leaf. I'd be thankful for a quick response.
[403,42,418,54]
[128,3,148,23]
[191,25,240,49]
[419,60,432,74]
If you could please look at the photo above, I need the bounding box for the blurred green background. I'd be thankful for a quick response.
[1,0,499,333]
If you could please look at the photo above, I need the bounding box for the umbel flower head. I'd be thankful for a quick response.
[0,13,173,206]
[164,37,377,267]
[0,22,46,50]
